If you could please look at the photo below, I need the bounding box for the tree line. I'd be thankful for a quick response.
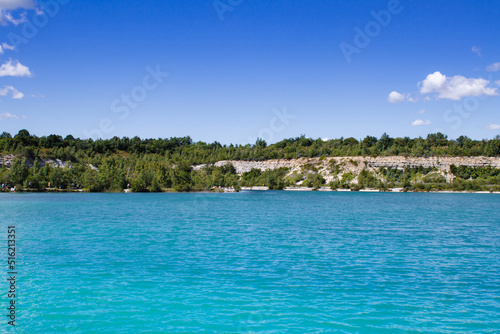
[2,130,500,163]
[1,130,500,192]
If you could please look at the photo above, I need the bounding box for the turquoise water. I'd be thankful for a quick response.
[1,192,499,333]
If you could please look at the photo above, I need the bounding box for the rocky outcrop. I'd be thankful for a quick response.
[213,159,299,173]
[205,156,500,184]
[362,156,500,169]
[3,154,500,184]
[0,155,69,169]
[211,156,500,174]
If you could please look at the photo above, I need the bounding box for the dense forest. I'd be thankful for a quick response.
[1,130,500,192]
[2,130,500,161]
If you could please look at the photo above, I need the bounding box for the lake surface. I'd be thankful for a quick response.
[1,192,499,333]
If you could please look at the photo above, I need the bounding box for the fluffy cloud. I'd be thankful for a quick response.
[388,91,414,103]
[0,112,27,120]
[486,62,500,72]
[419,72,446,94]
[419,71,498,100]
[411,119,431,127]
[0,85,24,99]
[485,124,500,130]
[0,59,32,77]
[418,109,426,114]
[388,91,405,103]
[0,0,36,10]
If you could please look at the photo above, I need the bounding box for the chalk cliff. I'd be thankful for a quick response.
[203,156,500,183]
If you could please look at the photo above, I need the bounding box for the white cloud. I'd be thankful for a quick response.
[0,112,27,120]
[419,71,446,94]
[0,1,38,26]
[472,46,481,56]
[2,43,14,50]
[0,0,36,10]
[496,80,500,86]
[0,85,24,99]
[411,119,431,127]
[388,91,405,103]
[0,9,27,25]
[485,124,500,130]
[0,59,32,77]
[418,71,498,100]
[418,109,426,114]
[0,43,15,54]
[388,91,414,103]
[486,62,500,72]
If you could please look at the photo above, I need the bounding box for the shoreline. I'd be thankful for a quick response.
[2,188,499,194]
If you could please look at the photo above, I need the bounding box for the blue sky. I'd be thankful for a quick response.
[0,0,499,144]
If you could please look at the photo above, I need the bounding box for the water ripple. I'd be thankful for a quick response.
[0,192,499,333]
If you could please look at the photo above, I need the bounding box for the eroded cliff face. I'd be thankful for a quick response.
[211,157,500,172]
[0,155,68,168]
[205,156,500,183]
[3,154,500,184]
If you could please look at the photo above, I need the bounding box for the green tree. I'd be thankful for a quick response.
[81,169,106,192]
[304,173,326,189]
[0,132,11,139]
[9,158,29,185]
[255,138,267,149]
[172,163,192,192]
[378,133,393,150]
[49,167,69,189]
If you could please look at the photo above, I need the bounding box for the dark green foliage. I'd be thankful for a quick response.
[422,173,446,184]
[241,168,262,186]
[81,169,107,192]
[1,131,499,164]
[197,163,239,190]
[378,133,393,150]
[341,173,355,188]
[1,130,500,192]
[450,165,500,180]
[362,136,378,148]
[0,132,11,139]
[379,166,437,183]
[261,168,289,190]
[358,170,379,188]
[241,168,289,190]
[255,138,267,149]
[9,158,29,185]
[303,173,326,189]
[171,163,192,192]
